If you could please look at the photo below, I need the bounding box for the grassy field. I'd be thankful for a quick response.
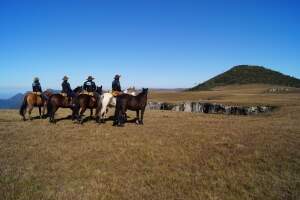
[0,84,300,200]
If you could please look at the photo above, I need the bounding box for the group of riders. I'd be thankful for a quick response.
[24,73,148,126]
[32,74,122,104]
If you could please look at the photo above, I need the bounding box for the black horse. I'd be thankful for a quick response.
[114,88,148,126]
[47,86,83,123]
[74,86,103,124]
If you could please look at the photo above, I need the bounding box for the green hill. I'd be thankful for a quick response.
[189,65,300,91]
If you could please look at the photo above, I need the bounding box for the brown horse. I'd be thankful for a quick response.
[47,86,83,123]
[19,91,52,121]
[114,88,148,126]
[74,86,103,124]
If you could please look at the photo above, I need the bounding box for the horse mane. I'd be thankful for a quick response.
[73,86,83,93]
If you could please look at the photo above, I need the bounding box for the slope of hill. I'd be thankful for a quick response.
[189,65,300,91]
[0,93,24,109]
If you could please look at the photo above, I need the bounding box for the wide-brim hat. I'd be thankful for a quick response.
[114,74,121,79]
[33,77,39,81]
[87,76,95,80]
[62,76,69,80]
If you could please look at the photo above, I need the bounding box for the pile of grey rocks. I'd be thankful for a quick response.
[146,101,275,115]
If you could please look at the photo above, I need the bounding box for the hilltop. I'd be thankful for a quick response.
[189,65,300,91]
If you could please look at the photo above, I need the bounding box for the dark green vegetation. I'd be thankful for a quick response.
[189,65,300,91]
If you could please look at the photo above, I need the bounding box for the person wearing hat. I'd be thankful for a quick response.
[32,77,42,93]
[83,76,97,92]
[61,76,75,97]
[32,77,48,100]
[112,75,122,96]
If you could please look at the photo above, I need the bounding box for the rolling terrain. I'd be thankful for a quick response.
[0,85,299,200]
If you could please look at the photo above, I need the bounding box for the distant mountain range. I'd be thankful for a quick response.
[0,89,60,109]
[1,66,300,109]
[0,93,24,109]
[189,65,300,91]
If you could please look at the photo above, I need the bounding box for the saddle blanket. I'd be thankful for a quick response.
[81,91,94,96]
[112,91,122,97]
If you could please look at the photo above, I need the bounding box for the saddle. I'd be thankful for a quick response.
[32,91,41,95]
[81,91,94,96]
[112,91,122,97]
[60,93,73,105]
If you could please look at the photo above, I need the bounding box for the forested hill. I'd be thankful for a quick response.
[189,65,300,91]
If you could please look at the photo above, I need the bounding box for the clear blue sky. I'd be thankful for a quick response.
[0,0,300,98]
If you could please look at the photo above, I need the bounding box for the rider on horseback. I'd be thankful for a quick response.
[61,76,75,105]
[112,74,122,96]
[83,76,97,94]
[32,77,48,100]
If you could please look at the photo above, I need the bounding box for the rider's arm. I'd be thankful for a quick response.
[92,82,96,91]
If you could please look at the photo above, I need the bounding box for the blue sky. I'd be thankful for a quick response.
[0,0,300,98]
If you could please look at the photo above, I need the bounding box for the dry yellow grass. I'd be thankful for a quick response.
[0,84,300,200]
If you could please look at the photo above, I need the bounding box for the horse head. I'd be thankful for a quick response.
[73,86,83,94]
[96,85,103,95]
[142,88,149,94]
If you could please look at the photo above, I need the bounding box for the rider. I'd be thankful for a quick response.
[61,75,75,100]
[83,76,97,93]
[32,77,48,100]
[112,74,122,96]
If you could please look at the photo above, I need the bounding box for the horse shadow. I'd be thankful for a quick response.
[52,115,74,123]
[26,114,48,120]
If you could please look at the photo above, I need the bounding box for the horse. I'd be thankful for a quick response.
[114,88,148,126]
[19,90,53,121]
[98,88,137,123]
[74,86,103,124]
[47,86,83,123]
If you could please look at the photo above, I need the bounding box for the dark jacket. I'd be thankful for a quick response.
[83,80,96,92]
[32,81,42,92]
[112,79,121,92]
[62,80,72,94]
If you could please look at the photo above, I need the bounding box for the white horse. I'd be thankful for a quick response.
[98,89,136,122]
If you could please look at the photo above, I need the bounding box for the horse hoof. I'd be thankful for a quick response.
[117,123,124,127]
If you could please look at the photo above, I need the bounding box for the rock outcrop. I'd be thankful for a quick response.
[146,101,275,115]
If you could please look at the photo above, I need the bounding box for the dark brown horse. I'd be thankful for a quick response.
[74,86,103,124]
[114,88,148,126]
[47,86,83,123]
[19,91,52,121]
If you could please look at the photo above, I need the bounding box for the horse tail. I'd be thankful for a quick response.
[19,95,28,117]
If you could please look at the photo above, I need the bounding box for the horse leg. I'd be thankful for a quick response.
[28,105,34,120]
[136,110,140,124]
[22,106,27,121]
[50,106,58,123]
[140,109,145,125]
[42,103,46,118]
[90,109,93,118]
[100,102,109,123]
[118,108,126,127]
[71,108,77,121]
[80,106,87,124]
[38,106,42,119]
